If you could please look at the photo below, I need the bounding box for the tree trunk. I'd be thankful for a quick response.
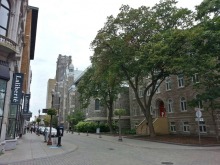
[107,101,114,134]
[108,108,113,133]
[147,115,155,137]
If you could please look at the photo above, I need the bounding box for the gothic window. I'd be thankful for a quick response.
[95,99,100,110]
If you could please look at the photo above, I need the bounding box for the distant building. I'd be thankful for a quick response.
[72,68,130,131]
[46,54,83,129]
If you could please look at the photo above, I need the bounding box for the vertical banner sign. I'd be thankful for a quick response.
[23,94,31,114]
[11,73,24,104]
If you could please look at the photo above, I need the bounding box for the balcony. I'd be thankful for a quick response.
[0,35,17,54]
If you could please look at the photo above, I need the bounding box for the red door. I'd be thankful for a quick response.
[159,102,166,117]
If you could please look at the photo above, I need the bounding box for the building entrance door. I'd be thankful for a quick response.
[159,101,166,117]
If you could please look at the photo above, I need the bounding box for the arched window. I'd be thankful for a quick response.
[167,99,173,113]
[180,97,187,111]
[95,99,100,110]
[0,0,10,36]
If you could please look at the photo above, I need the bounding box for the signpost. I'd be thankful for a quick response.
[195,108,203,144]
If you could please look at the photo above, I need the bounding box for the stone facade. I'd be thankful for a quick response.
[72,69,130,130]
[130,75,219,136]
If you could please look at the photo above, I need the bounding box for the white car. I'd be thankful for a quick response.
[44,127,57,137]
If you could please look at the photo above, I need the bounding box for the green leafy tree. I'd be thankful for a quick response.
[188,0,220,141]
[66,108,85,129]
[77,66,122,133]
[91,1,195,137]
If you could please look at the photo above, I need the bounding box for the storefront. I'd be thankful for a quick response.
[0,60,10,138]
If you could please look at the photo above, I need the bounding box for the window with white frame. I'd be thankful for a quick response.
[170,122,176,132]
[183,121,190,132]
[156,81,160,93]
[177,74,184,88]
[180,97,187,111]
[167,99,173,113]
[199,121,207,133]
[165,77,171,90]
[0,0,10,36]
[192,73,199,83]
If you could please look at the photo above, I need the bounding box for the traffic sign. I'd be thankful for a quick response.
[195,118,204,122]
[196,110,202,118]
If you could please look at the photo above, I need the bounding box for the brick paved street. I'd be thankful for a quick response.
[0,132,220,165]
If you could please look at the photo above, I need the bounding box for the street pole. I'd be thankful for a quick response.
[47,114,52,145]
[118,115,122,141]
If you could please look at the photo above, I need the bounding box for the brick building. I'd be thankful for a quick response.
[131,75,219,136]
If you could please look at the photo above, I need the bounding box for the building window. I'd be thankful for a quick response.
[199,121,207,133]
[156,81,160,93]
[0,0,10,36]
[180,97,187,111]
[177,74,184,88]
[196,95,203,109]
[139,87,144,97]
[95,99,100,110]
[0,79,7,136]
[167,99,173,113]
[165,77,171,91]
[147,88,151,96]
[183,121,190,132]
[192,73,199,83]
[170,122,176,132]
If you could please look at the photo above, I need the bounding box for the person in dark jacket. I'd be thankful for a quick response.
[56,126,63,146]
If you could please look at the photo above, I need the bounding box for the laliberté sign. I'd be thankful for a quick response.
[11,73,24,104]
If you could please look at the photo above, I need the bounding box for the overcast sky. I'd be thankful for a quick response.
[28,0,203,120]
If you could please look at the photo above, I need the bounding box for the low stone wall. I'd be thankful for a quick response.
[0,141,6,153]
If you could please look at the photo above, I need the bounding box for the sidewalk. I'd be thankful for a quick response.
[0,132,78,164]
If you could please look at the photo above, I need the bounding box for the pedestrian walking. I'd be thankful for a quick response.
[30,127,33,134]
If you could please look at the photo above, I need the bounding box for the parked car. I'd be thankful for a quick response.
[44,127,57,137]
[39,126,45,134]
